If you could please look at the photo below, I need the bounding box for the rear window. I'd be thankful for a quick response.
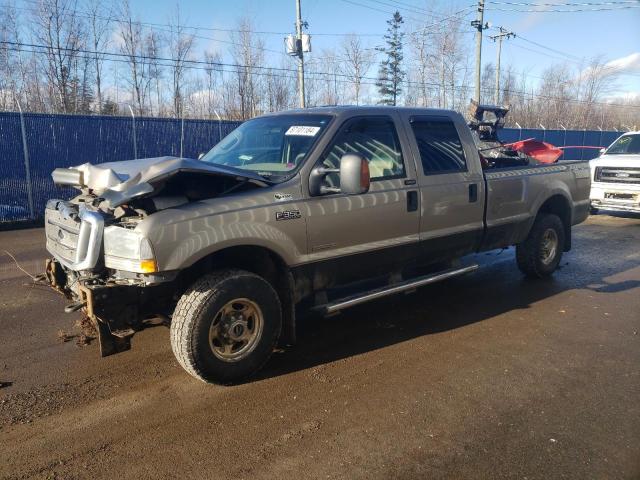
[410,118,467,174]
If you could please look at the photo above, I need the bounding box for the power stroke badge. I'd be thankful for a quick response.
[276,210,301,221]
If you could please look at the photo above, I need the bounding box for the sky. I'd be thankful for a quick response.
[124,0,640,98]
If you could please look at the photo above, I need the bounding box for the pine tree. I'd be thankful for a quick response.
[376,11,405,106]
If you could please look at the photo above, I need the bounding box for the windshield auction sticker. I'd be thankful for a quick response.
[285,126,321,136]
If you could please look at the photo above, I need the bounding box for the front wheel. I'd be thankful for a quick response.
[516,213,565,278]
[170,269,282,384]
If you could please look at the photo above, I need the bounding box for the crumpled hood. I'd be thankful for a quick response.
[53,156,268,208]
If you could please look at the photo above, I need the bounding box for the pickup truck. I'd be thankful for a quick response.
[589,131,640,213]
[44,106,591,384]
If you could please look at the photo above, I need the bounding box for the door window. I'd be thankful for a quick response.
[411,118,467,175]
[320,116,405,187]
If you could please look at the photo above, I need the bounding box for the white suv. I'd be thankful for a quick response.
[590,132,640,213]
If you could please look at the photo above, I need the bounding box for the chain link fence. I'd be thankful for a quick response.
[0,111,625,225]
[0,111,241,224]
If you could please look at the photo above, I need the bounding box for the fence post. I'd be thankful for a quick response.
[515,122,522,140]
[180,116,185,158]
[580,129,586,161]
[598,127,603,148]
[559,123,567,147]
[214,109,222,144]
[127,105,137,159]
[15,98,35,220]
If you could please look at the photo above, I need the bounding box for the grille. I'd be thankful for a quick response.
[594,166,640,185]
[45,202,81,264]
[45,200,104,270]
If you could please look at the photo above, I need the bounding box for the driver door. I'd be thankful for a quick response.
[303,114,420,285]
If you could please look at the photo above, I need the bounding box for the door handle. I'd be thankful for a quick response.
[468,184,478,203]
[407,190,418,212]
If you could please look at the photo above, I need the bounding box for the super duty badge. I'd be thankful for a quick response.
[276,210,301,221]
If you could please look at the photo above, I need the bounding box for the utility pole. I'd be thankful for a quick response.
[488,27,515,105]
[471,0,488,103]
[295,0,306,108]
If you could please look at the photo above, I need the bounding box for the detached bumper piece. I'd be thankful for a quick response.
[78,283,138,357]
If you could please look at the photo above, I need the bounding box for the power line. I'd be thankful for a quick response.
[3,41,639,109]
[2,0,468,39]
[486,2,640,11]
[487,0,639,7]
[340,0,476,27]
[1,1,292,58]
[503,36,640,79]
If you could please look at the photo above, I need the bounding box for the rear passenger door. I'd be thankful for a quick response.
[406,116,485,259]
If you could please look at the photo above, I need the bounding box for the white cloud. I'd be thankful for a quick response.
[603,52,640,75]
[513,5,553,31]
[603,90,640,102]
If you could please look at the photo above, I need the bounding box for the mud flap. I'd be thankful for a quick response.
[96,320,131,357]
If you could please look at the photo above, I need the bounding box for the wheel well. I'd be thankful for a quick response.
[176,246,297,346]
[538,194,572,251]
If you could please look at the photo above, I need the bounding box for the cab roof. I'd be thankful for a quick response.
[264,105,461,119]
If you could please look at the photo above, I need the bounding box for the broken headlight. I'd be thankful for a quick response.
[103,226,157,273]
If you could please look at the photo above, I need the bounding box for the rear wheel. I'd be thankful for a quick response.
[170,269,282,384]
[516,213,565,278]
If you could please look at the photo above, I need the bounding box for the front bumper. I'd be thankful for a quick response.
[590,183,640,213]
[45,258,156,356]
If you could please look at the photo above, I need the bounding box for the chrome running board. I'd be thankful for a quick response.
[322,264,479,314]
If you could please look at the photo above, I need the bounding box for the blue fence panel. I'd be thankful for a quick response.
[24,114,114,218]
[137,117,182,158]
[98,115,137,163]
[0,111,626,225]
[543,130,565,148]
[0,112,30,221]
[499,128,520,143]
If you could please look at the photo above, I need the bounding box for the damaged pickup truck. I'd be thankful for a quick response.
[44,106,591,384]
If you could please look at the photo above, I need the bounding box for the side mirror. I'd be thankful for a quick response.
[197,153,205,160]
[599,148,606,156]
[340,153,370,195]
[309,154,370,196]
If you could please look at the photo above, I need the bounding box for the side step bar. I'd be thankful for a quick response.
[322,264,479,315]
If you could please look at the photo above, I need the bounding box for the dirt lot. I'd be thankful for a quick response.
[0,214,639,480]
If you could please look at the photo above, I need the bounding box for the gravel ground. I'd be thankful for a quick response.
[0,213,639,480]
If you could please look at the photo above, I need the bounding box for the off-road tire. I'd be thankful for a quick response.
[170,269,282,384]
[516,213,565,278]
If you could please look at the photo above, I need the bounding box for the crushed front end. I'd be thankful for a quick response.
[44,198,172,356]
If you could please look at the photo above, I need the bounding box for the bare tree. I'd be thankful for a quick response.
[0,2,21,109]
[203,50,222,117]
[31,0,86,113]
[230,17,264,119]
[146,31,163,115]
[167,4,195,118]
[118,0,148,114]
[408,29,431,107]
[264,60,295,112]
[86,0,112,112]
[341,34,374,105]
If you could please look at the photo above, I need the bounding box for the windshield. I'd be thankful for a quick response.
[607,134,640,155]
[200,114,332,180]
